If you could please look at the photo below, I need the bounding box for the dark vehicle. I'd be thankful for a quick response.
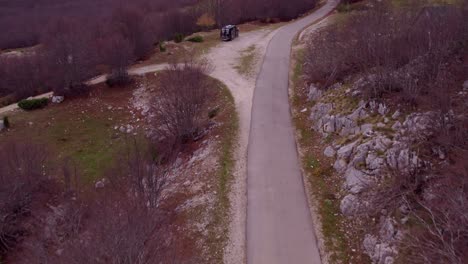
[220,25,239,41]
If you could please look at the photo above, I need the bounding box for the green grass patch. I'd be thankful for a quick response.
[18,98,49,111]
[0,89,137,184]
[186,35,204,43]
[234,45,258,77]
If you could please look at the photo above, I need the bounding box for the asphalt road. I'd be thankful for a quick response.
[246,1,339,263]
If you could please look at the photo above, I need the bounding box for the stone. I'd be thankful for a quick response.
[0,120,4,132]
[374,136,392,152]
[402,112,436,139]
[463,80,468,91]
[391,121,402,130]
[378,103,389,116]
[337,141,357,161]
[308,84,323,102]
[360,124,374,136]
[386,143,420,172]
[351,90,362,97]
[310,103,333,121]
[336,117,357,136]
[391,110,401,119]
[384,256,395,264]
[324,146,336,158]
[329,82,343,90]
[399,204,410,215]
[95,180,105,189]
[364,233,397,264]
[333,159,348,173]
[52,96,64,104]
[363,234,378,256]
[366,152,385,171]
[344,167,369,193]
[380,218,397,241]
[349,105,368,121]
[340,194,359,216]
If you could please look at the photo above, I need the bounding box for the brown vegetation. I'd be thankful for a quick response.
[0,0,318,101]
[304,1,468,263]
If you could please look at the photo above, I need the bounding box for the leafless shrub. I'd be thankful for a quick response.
[108,138,168,208]
[402,168,468,264]
[305,1,466,103]
[150,59,214,156]
[105,34,135,87]
[0,140,48,255]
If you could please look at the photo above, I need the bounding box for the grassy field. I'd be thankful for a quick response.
[0,82,144,184]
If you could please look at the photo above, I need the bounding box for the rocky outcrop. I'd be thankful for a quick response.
[307,83,440,263]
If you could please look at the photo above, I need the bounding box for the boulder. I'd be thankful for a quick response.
[340,194,359,216]
[336,117,358,136]
[391,110,401,119]
[337,141,358,161]
[329,82,343,90]
[402,112,436,139]
[386,146,419,172]
[52,96,65,104]
[360,124,374,136]
[333,159,347,173]
[363,234,378,256]
[95,180,105,189]
[308,84,323,102]
[349,105,369,121]
[344,166,369,193]
[324,146,336,158]
[310,103,333,121]
[363,234,397,264]
[378,103,389,116]
[323,117,336,133]
[391,121,401,130]
[0,120,4,132]
[366,152,385,171]
[380,218,397,241]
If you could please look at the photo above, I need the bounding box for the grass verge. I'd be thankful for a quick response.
[206,77,239,262]
[290,46,353,263]
[234,44,258,77]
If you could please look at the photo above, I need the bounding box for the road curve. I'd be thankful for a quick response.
[247,1,339,264]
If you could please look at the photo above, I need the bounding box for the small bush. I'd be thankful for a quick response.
[337,2,352,13]
[17,98,48,111]
[106,71,132,87]
[55,83,90,98]
[3,116,9,128]
[173,33,185,43]
[187,36,204,43]
[208,107,220,119]
[159,42,166,52]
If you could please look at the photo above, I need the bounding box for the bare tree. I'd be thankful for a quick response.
[150,59,213,155]
[105,33,135,87]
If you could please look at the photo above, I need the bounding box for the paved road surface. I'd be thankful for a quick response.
[247,1,339,263]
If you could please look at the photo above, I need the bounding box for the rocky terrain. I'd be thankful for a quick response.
[306,79,468,263]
